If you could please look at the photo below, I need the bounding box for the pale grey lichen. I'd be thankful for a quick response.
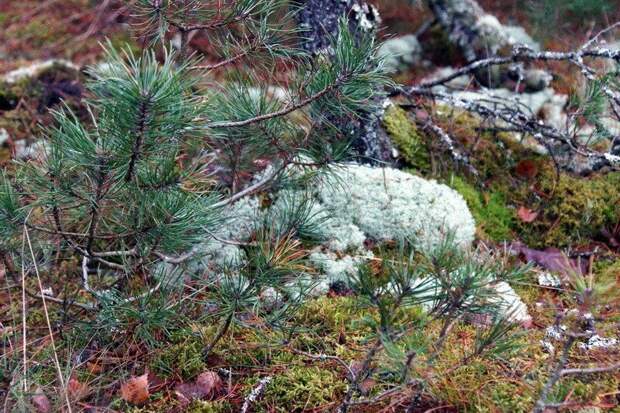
[578,334,618,351]
[193,196,261,273]
[309,249,373,284]
[378,34,423,74]
[316,164,476,252]
[537,272,562,288]
[284,274,332,301]
[545,324,567,340]
[2,59,79,84]
[489,281,531,325]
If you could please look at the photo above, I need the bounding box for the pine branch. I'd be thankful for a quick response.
[126,95,151,182]
[206,81,338,129]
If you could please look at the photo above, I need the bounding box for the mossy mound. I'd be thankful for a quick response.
[417,107,620,248]
[382,105,430,170]
[449,176,515,242]
[0,61,84,149]
[516,166,620,248]
[255,365,346,412]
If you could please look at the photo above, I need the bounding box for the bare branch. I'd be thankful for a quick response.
[561,362,620,376]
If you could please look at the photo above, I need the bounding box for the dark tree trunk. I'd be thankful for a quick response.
[293,0,395,164]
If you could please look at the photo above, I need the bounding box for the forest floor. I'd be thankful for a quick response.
[1,1,620,412]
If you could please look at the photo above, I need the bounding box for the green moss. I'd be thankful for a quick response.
[518,169,620,247]
[490,381,535,413]
[150,333,206,379]
[256,365,346,412]
[186,400,234,413]
[293,296,364,334]
[449,176,515,241]
[15,18,57,48]
[433,107,620,247]
[216,327,285,367]
[382,105,430,170]
[594,259,620,286]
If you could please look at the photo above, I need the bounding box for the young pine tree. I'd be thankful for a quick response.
[0,1,388,314]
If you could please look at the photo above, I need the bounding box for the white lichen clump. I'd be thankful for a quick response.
[490,281,531,325]
[537,272,562,288]
[2,59,79,84]
[578,334,618,351]
[193,164,477,298]
[267,164,476,284]
[316,164,476,252]
[308,249,374,284]
[197,196,261,270]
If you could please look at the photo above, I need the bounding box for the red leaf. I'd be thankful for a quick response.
[515,159,539,179]
[517,206,538,223]
[120,373,150,406]
[32,388,51,413]
[67,377,90,401]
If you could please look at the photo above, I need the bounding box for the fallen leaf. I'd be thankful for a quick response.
[120,373,150,406]
[32,387,51,413]
[174,371,223,406]
[517,206,538,223]
[515,159,539,179]
[67,377,90,401]
[510,242,588,276]
[359,378,376,395]
[86,360,103,374]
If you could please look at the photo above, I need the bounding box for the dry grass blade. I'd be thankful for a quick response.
[23,224,73,413]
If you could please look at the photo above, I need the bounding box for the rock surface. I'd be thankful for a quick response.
[378,34,423,73]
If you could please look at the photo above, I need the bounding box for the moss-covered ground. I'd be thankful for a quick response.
[2,1,620,412]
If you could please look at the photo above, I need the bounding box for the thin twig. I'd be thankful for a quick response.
[153,250,195,264]
[240,376,272,413]
[561,362,620,376]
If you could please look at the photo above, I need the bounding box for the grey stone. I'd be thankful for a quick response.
[378,34,423,73]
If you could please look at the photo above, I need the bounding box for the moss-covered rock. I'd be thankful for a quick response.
[382,105,430,170]
[517,167,620,248]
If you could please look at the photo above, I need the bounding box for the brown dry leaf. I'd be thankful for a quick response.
[67,377,90,401]
[120,373,150,406]
[517,206,538,223]
[174,371,223,406]
[32,387,51,413]
[86,360,103,374]
[359,378,376,395]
